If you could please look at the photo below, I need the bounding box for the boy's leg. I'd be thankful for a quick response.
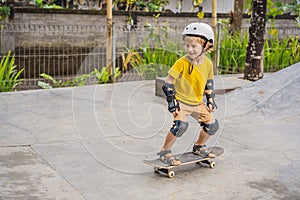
[194,126,216,158]
[159,102,190,165]
[159,131,181,165]
[160,120,188,165]
[161,131,177,151]
[194,129,210,146]
[193,104,219,157]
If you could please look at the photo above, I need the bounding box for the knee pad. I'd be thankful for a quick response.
[200,119,219,136]
[170,120,189,137]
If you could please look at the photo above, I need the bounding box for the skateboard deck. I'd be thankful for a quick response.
[143,146,224,178]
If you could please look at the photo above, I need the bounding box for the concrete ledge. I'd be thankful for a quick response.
[155,74,250,98]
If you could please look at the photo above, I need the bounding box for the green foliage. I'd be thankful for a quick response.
[245,0,299,27]
[38,72,90,88]
[123,47,176,79]
[218,25,300,74]
[267,0,283,18]
[219,30,248,74]
[0,6,10,20]
[135,1,147,11]
[90,67,121,84]
[35,0,44,8]
[35,0,62,9]
[0,51,24,92]
[193,0,203,6]
[114,0,169,12]
[123,22,183,79]
[264,30,300,71]
[124,17,298,77]
[245,0,283,18]
[133,0,169,11]
[42,4,62,9]
[280,0,300,27]
[224,0,299,74]
[38,67,121,89]
[147,0,169,12]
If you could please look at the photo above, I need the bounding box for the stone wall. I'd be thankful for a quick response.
[1,8,297,48]
[4,8,298,50]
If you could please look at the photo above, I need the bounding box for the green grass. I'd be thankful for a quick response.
[0,51,24,92]
[218,28,300,74]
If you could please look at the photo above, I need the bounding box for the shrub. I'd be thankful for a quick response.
[0,51,24,92]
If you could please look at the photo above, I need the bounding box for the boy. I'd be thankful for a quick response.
[158,22,219,166]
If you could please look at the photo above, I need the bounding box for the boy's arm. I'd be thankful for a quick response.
[204,79,217,112]
[165,74,175,85]
[162,75,180,116]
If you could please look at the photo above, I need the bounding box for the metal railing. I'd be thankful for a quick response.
[0,22,185,90]
[0,22,299,90]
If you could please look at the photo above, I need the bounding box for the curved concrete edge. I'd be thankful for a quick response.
[216,62,300,119]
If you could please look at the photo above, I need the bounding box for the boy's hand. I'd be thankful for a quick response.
[207,102,215,112]
[206,93,217,112]
[171,106,180,117]
[169,100,180,116]
[205,79,217,112]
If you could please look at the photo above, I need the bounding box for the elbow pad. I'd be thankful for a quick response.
[162,82,180,113]
[205,79,214,90]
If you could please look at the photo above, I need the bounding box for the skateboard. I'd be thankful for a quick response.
[143,146,224,178]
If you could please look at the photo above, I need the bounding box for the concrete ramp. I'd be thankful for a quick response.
[0,63,300,199]
[214,62,300,200]
[217,62,300,119]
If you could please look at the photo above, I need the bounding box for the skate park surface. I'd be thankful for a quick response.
[1,62,300,200]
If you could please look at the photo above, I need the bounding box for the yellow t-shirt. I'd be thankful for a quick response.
[168,55,214,105]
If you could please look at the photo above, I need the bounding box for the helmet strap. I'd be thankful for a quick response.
[196,41,208,59]
[189,48,205,66]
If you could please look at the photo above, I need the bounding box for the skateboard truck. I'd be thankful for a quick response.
[154,167,176,178]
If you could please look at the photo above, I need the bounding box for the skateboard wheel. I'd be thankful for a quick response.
[168,170,175,178]
[209,161,216,169]
[154,167,159,173]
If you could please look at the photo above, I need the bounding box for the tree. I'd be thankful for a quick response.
[231,0,244,34]
[244,0,267,81]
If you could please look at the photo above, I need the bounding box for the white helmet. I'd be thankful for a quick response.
[182,22,214,47]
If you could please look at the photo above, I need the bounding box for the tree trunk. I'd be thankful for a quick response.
[231,0,244,34]
[244,0,267,81]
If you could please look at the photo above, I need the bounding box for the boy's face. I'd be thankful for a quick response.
[184,37,203,60]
